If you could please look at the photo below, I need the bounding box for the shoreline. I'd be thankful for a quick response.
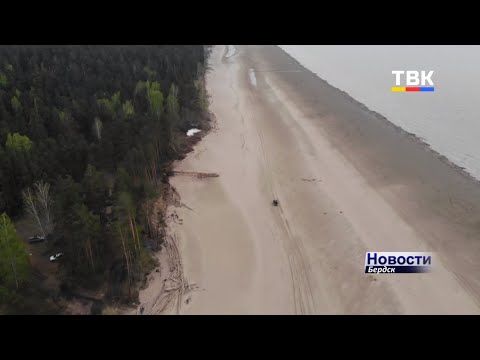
[275,46,480,186]
[136,45,480,314]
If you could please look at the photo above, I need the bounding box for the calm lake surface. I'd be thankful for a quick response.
[279,45,480,180]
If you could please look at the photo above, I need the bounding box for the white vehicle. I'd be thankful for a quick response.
[49,253,63,262]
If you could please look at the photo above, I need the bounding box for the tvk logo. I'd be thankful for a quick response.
[391,70,435,92]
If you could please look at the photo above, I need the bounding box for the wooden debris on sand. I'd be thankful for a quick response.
[172,171,219,179]
[151,233,193,315]
[167,185,192,210]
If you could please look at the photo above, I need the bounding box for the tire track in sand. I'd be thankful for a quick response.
[245,72,316,314]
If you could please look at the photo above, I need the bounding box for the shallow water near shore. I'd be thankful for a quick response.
[279,45,480,180]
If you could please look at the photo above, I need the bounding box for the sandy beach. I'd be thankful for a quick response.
[137,45,480,314]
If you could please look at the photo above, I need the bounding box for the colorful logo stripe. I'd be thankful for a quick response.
[391,87,435,92]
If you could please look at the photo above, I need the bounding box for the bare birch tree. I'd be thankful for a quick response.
[34,180,53,233]
[22,188,45,238]
[22,180,53,237]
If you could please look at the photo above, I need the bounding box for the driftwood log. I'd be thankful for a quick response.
[172,171,219,179]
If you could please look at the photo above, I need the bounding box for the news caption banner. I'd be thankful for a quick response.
[365,252,433,274]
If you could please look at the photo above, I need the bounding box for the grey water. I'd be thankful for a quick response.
[279,45,480,180]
